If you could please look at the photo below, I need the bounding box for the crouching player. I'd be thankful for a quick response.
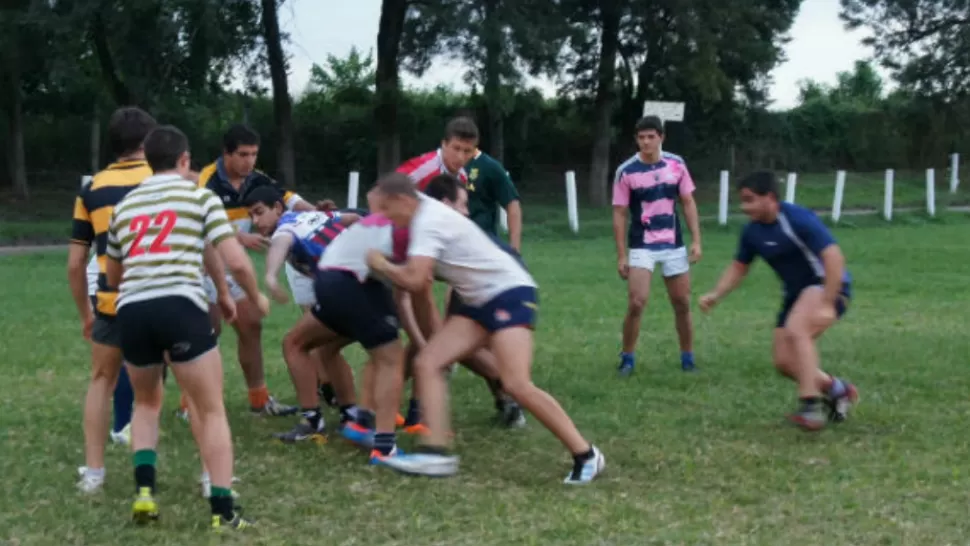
[367,174,605,484]
[699,171,859,430]
[244,186,363,442]
[105,126,265,529]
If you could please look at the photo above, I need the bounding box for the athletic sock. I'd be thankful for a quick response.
[133,449,157,493]
[827,377,847,398]
[209,486,234,520]
[404,398,421,425]
[318,382,337,407]
[248,386,269,410]
[339,404,358,425]
[301,407,323,431]
[357,409,375,429]
[373,432,396,456]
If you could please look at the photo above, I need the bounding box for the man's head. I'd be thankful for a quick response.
[423,174,468,216]
[440,116,479,173]
[222,124,260,178]
[737,170,781,222]
[107,107,157,160]
[143,125,191,176]
[373,172,420,228]
[634,115,664,157]
[244,185,286,236]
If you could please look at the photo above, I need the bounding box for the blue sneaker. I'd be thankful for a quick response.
[379,451,459,477]
[369,446,404,466]
[617,353,634,377]
[680,352,696,372]
[340,422,374,449]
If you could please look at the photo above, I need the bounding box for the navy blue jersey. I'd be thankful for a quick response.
[735,202,852,299]
[272,211,347,276]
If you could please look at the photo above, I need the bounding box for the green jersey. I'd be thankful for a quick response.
[465,151,520,235]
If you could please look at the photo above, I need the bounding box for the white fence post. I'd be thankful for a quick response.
[831,170,846,223]
[883,169,894,221]
[950,153,960,193]
[784,172,797,203]
[718,170,729,226]
[926,168,936,216]
[81,175,92,188]
[565,170,579,233]
[347,171,360,209]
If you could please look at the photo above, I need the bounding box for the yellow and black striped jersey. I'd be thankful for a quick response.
[197,158,303,233]
[71,159,153,316]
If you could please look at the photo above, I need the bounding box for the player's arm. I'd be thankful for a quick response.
[393,289,427,348]
[281,188,314,212]
[678,168,702,260]
[202,192,265,305]
[793,211,845,305]
[492,167,523,250]
[68,195,94,326]
[371,255,435,294]
[611,169,630,264]
[264,232,295,288]
[701,229,755,311]
[337,212,361,226]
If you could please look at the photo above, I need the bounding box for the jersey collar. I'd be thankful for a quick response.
[215,157,259,193]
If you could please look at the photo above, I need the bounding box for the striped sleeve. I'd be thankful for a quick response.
[283,190,306,209]
[71,193,94,246]
[200,190,235,245]
[105,208,123,260]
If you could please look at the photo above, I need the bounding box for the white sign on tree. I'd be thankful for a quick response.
[642,101,685,122]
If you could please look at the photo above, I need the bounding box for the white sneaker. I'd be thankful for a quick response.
[76,466,105,493]
[110,423,131,446]
[563,446,605,485]
[380,452,460,477]
[200,472,241,499]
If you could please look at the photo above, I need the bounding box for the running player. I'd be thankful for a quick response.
[366,174,605,483]
[279,174,419,465]
[105,125,263,529]
[243,185,363,442]
[612,116,702,375]
[421,174,526,427]
[698,170,859,430]
[194,124,312,417]
[68,107,156,493]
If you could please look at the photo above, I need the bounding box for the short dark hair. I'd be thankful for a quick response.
[737,170,780,198]
[376,172,418,197]
[107,107,157,158]
[444,116,479,143]
[634,115,664,136]
[423,174,462,202]
[143,125,189,172]
[223,124,260,153]
[242,184,285,208]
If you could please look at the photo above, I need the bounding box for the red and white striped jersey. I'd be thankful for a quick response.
[396,149,468,191]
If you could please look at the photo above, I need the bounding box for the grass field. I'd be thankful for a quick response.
[3,210,970,545]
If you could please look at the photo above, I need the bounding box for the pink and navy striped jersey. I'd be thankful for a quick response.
[612,151,695,251]
[396,149,468,191]
[272,211,347,276]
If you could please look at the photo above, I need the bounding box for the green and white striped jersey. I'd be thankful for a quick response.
[106,173,235,311]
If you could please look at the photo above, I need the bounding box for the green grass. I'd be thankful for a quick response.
[4,214,970,545]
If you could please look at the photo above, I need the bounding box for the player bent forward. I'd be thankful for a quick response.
[699,171,859,431]
[105,126,268,529]
[367,174,605,484]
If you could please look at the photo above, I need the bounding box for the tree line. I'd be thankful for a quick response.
[2,0,967,205]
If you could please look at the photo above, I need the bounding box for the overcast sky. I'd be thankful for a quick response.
[277,0,881,110]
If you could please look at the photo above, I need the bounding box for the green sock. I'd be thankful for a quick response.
[133,449,157,467]
[211,486,232,498]
[132,449,157,491]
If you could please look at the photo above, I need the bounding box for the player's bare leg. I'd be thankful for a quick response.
[619,267,652,376]
[779,286,857,430]
[78,342,123,492]
[340,359,379,447]
[276,313,345,442]
[366,340,407,464]
[663,272,695,371]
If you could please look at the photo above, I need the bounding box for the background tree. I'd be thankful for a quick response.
[376,0,408,173]
[261,0,297,186]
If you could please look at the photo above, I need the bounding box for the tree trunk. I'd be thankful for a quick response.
[376,0,407,174]
[260,0,296,187]
[588,0,621,206]
[91,9,133,106]
[90,103,101,173]
[482,0,504,163]
[0,36,27,198]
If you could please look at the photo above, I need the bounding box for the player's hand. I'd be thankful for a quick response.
[238,232,270,251]
[218,292,238,324]
[689,242,702,264]
[699,292,719,313]
[265,277,289,305]
[617,259,629,280]
[81,313,94,340]
[366,249,388,271]
[254,293,271,317]
[316,199,337,212]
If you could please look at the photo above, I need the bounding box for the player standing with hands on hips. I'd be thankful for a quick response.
[612,116,702,375]
[698,171,859,430]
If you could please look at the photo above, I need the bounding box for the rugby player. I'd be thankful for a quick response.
[193,124,313,417]
[699,171,859,430]
[105,125,263,529]
[243,185,363,442]
[464,148,522,251]
[612,116,702,375]
[279,173,422,464]
[366,174,605,484]
[69,107,156,493]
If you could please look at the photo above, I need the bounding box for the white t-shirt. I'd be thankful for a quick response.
[317,213,406,282]
[408,195,536,306]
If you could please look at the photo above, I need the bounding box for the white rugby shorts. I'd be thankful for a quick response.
[629,247,689,277]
